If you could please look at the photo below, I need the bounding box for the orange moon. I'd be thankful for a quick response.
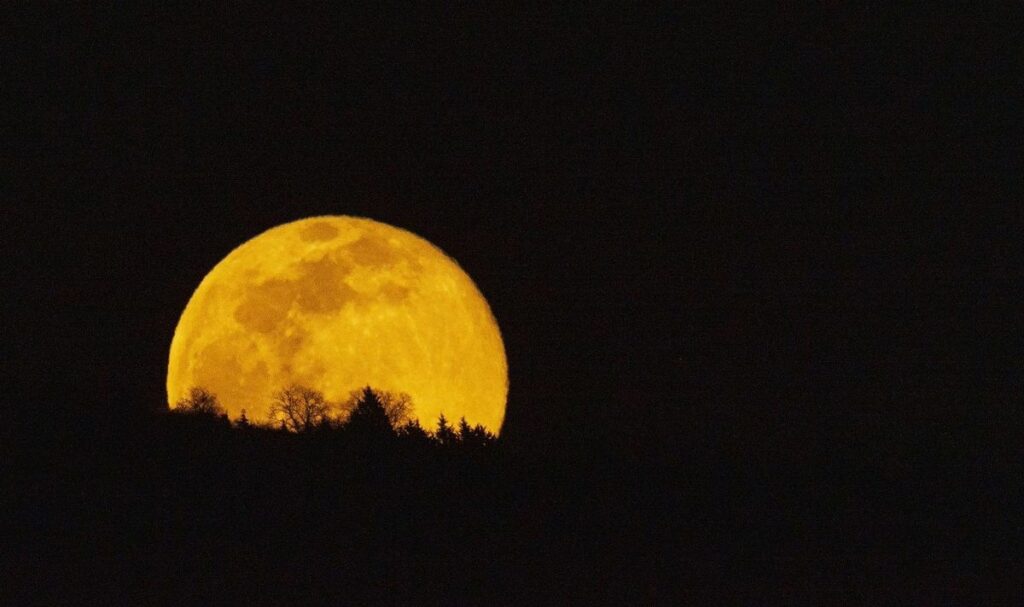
[167,216,508,433]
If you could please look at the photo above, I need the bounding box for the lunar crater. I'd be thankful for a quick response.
[298,221,340,242]
[347,234,408,268]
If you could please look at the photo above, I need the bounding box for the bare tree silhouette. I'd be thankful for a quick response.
[268,384,333,432]
[378,390,414,427]
[174,386,226,417]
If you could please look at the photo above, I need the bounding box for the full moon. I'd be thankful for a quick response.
[167,216,508,433]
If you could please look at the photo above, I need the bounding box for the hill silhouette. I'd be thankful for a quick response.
[6,381,1021,605]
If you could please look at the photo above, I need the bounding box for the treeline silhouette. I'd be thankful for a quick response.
[172,384,497,448]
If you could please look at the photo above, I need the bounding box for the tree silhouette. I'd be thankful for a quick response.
[268,384,333,432]
[377,390,414,427]
[435,412,457,447]
[397,418,431,443]
[174,386,226,417]
[345,386,395,435]
[341,386,414,428]
[458,416,496,450]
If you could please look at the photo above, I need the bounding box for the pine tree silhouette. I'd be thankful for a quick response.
[346,386,394,435]
[458,416,495,450]
[435,413,457,447]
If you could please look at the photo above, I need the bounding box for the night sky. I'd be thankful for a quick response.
[6,5,1023,603]
[6,2,1021,567]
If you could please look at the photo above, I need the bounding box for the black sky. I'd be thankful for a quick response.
[5,5,1020,452]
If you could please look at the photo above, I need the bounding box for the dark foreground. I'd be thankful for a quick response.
[6,404,1021,606]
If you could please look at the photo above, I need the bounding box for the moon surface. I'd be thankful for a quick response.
[167,216,508,433]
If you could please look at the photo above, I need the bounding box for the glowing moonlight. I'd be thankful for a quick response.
[167,216,508,433]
